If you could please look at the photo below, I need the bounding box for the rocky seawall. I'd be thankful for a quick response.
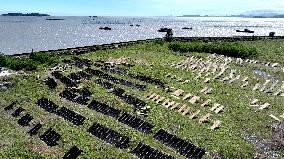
[11,36,284,57]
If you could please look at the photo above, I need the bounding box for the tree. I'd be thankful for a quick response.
[269,32,275,39]
[164,29,173,42]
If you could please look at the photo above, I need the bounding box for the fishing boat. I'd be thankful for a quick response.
[99,27,111,30]
[236,29,254,33]
[158,28,170,32]
[182,27,193,30]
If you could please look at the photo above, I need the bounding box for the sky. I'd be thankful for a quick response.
[0,0,284,16]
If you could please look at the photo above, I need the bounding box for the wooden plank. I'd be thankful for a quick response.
[210,103,220,111]
[183,93,192,100]
[170,103,180,110]
[152,95,161,102]
[221,77,230,82]
[189,96,200,104]
[173,89,184,97]
[181,80,191,84]
[200,87,208,93]
[199,113,211,123]
[147,93,157,100]
[204,88,213,94]
[162,99,171,106]
[178,105,187,113]
[165,101,175,109]
[214,106,224,113]
[204,78,211,83]
[201,99,211,107]
[274,90,283,96]
[259,103,270,110]
[189,110,200,119]
[181,108,190,116]
[269,114,280,121]
[156,97,165,104]
[250,98,259,105]
[242,76,248,82]
[253,83,260,91]
[241,82,249,88]
[165,73,172,77]
[210,120,222,130]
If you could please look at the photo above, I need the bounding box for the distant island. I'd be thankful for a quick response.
[180,14,284,18]
[180,10,284,18]
[2,13,50,16]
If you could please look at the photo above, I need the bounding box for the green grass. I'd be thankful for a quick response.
[0,39,283,159]
[0,52,60,71]
[168,41,258,59]
[240,40,284,64]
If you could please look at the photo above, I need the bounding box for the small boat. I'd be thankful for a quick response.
[45,18,64,21]
[158,28,170,32]
[236,29,254,33]
[182,27,192,30]
[99,27,111,30]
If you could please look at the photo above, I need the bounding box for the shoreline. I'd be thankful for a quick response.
[9,36,283,57]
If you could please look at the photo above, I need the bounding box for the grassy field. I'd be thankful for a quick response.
[0,39,283,159]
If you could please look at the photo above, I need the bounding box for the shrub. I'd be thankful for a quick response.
[0,52,58,71]
[2,56,37,71]
[169,42,258,59]
[30,52,56,64]
[154,40,165,46]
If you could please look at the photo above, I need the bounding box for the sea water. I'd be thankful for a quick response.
[0,16,284,54]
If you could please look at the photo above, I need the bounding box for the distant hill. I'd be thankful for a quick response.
[273,14,284,18]
[180,15,201,17]
[2,13,50,16]
[241,9,284,17]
